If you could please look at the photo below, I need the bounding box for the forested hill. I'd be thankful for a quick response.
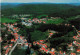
[1,3,80,10]
[1,3,80,18]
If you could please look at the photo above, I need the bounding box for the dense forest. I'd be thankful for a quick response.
[1,3,80,18]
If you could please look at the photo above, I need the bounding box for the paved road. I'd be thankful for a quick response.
[8,24,24,55]
[9,42,18,55]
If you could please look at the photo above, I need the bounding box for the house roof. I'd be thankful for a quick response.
[4,45,8,49]
[41,47,46,50]
[9,44,13,47]
[11,39,15,42]
[45,49,48,52]
[5,48,9,54]
[70,53,76,55]
[78,31,80,32]
[50,51,55,54]
[73,36,78,39]
[77,49,80,52]
[49,33,53,35]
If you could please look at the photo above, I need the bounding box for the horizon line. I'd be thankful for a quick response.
[1,2,80,3]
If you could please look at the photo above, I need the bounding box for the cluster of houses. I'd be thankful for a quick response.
[22,17,57,25]
[1,21,80,55]
[2,23,31,55]
[68,30,80,54]
[32,25,80,55]
[33,32,56,55]
[33,32,66,55]
[21,17,62,26]
[21,18,47,26]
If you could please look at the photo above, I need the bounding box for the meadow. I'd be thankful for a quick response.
[1,18,18,23]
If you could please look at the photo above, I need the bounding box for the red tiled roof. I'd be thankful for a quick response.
[78,31,80,32]
[78,35,80,37]
[59,51,63,54]
[14,40,17,42]
[77,49,80,52]
[41,47,46,50]
[50,51,55,55]
[77,42,80,44]
[33,41,36,44]
[68,43,72,47]
[9,44,13,47]
[42,44,47,48]
[49,33,53,35]
[71,53,76,55]
[25,43,28,45]
[15,35,19,37]
[13,28,17,30]
[5,48,9,54]
[4,45,8,49]
[11,39,15,42]
[37,42,40,45]
[73,36,78,39]
[40,40,44,42]
[45,49,48,52]
[15,37,18,40]
[13,24,14,25]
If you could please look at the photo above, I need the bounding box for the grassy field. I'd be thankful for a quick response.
[1,18,18,23]
[66,16,77,21]
[12,47,26,55]
[46,18,64,24]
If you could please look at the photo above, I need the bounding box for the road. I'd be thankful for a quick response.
[8,24,24,55]
[9,42,18,55]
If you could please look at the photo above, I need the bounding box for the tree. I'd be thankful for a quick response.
[30,30,48,41]
[25,46,30,55]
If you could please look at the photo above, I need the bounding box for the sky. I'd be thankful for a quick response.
[1,0,80,3]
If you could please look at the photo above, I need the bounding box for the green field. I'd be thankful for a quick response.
[46,18,64,24]
[1,18,18,23]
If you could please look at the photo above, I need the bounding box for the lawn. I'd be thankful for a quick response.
[1,18,18,23]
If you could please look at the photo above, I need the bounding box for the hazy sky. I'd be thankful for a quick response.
[1,0,80,3]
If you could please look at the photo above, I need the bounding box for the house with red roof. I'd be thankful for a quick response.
[15,37,18,40]
[73,41,77,45]
[39,40,44,43]
[33,41,37,45]
[70,53,76,55]
[44,49,49,53]
[9,44,13,47]
[51,48,55,52]
[4,45,8,50]
[25,43,28,46]
[14,33,18,35]
[49,33,53,37]
[42,44,47,48]
[49,51,55,55]
[11,39,15,42]
[77,49,80,53]
[73,36,78,40]
[13,27,17,30]
[5,48,9,55]
[59,51,63,55]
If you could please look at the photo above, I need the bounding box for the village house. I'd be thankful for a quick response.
[9,44,13,47]
[4,45,8,50]
[5,48,10,55]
